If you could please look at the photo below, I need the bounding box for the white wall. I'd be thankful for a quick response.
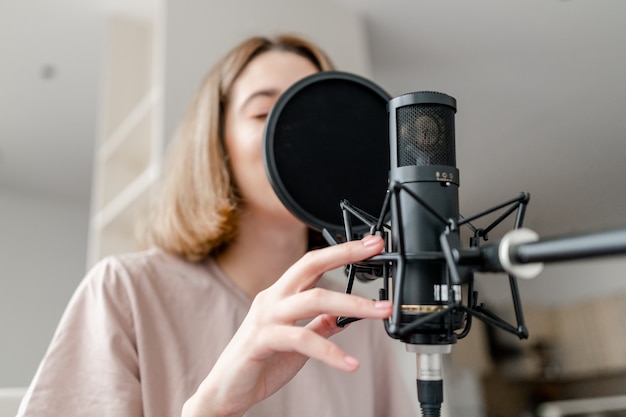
[0,188,89,386]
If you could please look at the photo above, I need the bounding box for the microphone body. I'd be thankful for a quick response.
[388,91,464,417]
[388,92,465,346]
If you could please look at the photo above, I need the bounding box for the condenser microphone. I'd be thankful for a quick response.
[388,91,466,345]
[387,91,466,416]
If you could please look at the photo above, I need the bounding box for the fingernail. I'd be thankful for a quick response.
[374,300,392,309]
[361,235,380,247]
[344,355,359,368]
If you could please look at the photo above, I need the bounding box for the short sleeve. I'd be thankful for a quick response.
[17,258,143,417]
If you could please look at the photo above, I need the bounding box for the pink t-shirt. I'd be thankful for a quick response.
[18,249,416,417]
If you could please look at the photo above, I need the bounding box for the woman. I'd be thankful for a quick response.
[18,35,414,417]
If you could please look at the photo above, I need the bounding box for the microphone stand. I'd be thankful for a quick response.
[509,228,626,264]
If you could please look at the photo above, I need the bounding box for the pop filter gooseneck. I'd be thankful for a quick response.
[263,71,391,236]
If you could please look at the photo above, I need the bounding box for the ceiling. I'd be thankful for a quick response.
[1,0,626,303]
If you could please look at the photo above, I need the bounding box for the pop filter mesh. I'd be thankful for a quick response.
[265,72,390,233]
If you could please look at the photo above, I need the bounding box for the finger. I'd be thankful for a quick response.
[274,235,384,295]
[305,314,344,339]
[257,324,361,372]
[271,288,392,324]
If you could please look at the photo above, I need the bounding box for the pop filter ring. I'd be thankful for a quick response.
[263,71,391,236]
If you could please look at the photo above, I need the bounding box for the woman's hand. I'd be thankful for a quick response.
[182,235,392,417]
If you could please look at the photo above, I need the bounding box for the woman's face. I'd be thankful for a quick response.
[224,50,318,223]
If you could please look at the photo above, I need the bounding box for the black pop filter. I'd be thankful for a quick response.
[263,71,391,235]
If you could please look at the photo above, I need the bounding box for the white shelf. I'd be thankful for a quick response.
[92,162,159,231]
[96,101,154,212]
[88,13,161,266]
[99,16,154,141]
[92,175,155,261]
[99,89,160,162]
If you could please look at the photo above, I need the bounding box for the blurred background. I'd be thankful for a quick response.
[1,1,626,416]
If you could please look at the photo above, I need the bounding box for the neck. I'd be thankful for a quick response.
[215,210,308,299]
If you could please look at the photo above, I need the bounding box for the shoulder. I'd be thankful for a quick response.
[85,248,206,288]
[75,249,213,309]
[80,249,241,311]
[90,248,187,276]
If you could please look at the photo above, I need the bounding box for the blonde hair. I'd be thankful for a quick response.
[144,34,335,261]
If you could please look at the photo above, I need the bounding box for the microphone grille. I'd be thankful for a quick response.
[394,92,456,167]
